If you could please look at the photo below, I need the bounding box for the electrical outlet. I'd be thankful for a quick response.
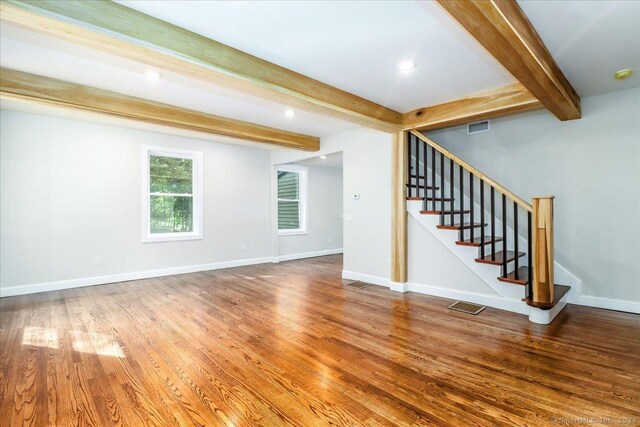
[241,243,246,250]
[345,214,352,222]
[95,256,102,265]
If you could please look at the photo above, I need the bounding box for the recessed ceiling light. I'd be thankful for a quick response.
[144,70,162,81]
[614,68,633,80]
[284,109,296,118]
[320,155,327,160]
[396,60,416,71]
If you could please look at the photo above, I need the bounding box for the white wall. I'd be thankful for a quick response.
[6,88,635,309]
[408,216,498,295]
[277,163,343,259]
[426,87,640,303]
[0,110,272,294]
[272,129,392,283]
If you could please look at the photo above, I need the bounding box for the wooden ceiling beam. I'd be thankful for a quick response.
[0,68,320,150]
[0,0,403,132]
[436,0,581,121]
[403,82,542,131]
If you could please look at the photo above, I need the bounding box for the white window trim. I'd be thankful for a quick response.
[141,145,204,243]
[277,164,308,236]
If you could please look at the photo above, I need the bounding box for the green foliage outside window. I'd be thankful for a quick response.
[149,155,194,233]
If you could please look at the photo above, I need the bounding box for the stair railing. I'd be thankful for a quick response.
[407,130,555,307]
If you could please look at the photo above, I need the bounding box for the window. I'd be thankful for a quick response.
[142,145,203,242]
[277,165,307,235]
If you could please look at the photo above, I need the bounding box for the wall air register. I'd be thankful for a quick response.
[467,120,490,134]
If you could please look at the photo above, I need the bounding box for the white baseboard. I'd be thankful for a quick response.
[277,248,343,262]
[580,295,640,314]
[0,256,275,298]
[407,281,530,316]
[390,282,409,293]
[340,272,527,316]
[342,270,391,288]
[529,301,567,325]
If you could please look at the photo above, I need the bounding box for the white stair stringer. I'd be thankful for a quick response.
[407,199,570,324]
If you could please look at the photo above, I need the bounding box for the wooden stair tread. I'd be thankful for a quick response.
[498,266,529,285]
[456,236,503,247]
[421,209,470,215]
[437,222,486,230]
[524,285,571,310]
[406,196,424,201]
[406,183,439,190]
[475,250,525,266]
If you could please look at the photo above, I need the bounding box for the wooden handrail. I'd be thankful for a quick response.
[410,130,533,212]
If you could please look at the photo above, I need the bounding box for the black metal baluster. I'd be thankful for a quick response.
[431,146,436,212]
[490,187,496,261]
[413,136,422,207]
[416,134,420,197]
[514,202,519,280]
[440,151,444,226]
[527,211,533,300]
[423,143,428,208]
[416,136,420,196]
[407,133,413,198]
[450,159,454,226]
[459,164,464,242]
[502,193,507,277]
[422,138,427,204]
[480,180,485,258]
[469,171,475,242]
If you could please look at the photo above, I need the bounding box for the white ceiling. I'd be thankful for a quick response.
[115,0,516,112]
[518,0,640,97]
[0,23,357,138]
[296,152,343,169]
[1,0,638,145]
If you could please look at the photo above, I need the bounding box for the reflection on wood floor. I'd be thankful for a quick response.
[1,255,639,426]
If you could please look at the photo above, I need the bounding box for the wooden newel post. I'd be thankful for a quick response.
[532,196,554,305]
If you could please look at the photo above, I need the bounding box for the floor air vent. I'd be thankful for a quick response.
[448,301,486,315]
[343,280,371,289]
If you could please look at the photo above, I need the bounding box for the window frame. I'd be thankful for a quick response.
[141,145,204,243]
[277,165,308,236]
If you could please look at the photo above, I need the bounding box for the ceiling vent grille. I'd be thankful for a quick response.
[468,120,490,134]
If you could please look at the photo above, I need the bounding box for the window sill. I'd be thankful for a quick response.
[278,230,308,237]
[143,233,203,243]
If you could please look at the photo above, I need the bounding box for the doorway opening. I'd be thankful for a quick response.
[275,152,343,262]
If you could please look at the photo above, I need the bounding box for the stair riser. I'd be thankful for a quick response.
[475,251,526,266]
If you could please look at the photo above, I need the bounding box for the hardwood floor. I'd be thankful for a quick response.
[1,255,639,426]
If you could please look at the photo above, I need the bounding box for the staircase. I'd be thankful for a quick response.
[405,131,571,324]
